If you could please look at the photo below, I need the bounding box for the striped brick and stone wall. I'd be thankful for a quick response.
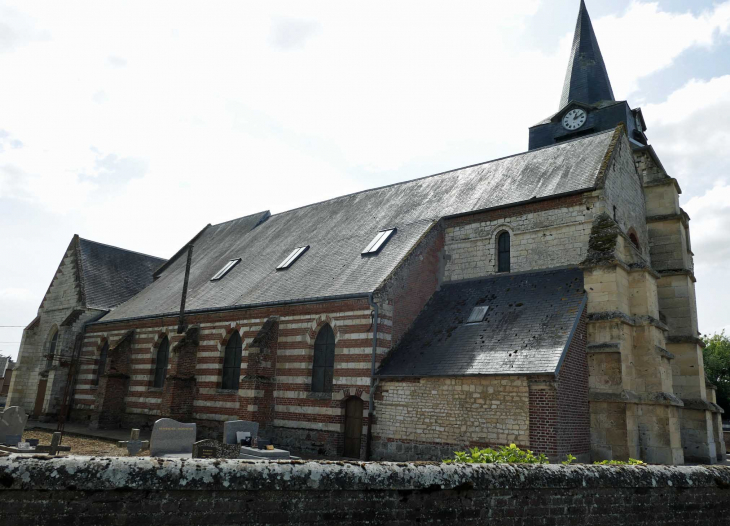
[74,299,387,457]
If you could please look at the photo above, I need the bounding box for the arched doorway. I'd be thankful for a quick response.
[344,397,363,458]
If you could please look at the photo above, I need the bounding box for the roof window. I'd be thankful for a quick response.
[277,246,309,270]
[362,228,396,255]
[211,259,241,281]
[466,306,489,324]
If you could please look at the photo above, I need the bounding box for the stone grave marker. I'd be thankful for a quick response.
[223,420,259,446]
[118,429,150,456]
[239,445,291,460]
[149,418,196,458]
[0,406,28,445]
[35,432,71,455]
[192,439,241,459]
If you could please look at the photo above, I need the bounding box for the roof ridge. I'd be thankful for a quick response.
[262,128,617,221]
[209,210,270,228]
[78,237,166,261]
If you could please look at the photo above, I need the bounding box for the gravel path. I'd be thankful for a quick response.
[22,429,148,457]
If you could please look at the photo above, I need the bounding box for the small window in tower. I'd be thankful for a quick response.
[362,228,396,255]
[277,246,309,270]
[497,231,511,273]
[466,306,489,324]
[211,259,241,281]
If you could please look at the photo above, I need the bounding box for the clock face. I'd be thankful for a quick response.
[562,108,587,131]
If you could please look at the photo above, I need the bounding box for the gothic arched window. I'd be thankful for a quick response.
[311,324,335,393]
[94,341,108,387]
[222,331,242,390]
[497,231,511,273]
[153,336,169,388]
[46,329,58,369]
[629,232,640,250]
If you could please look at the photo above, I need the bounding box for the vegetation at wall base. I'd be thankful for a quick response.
[444,446,645,465]
[444,444,549,464]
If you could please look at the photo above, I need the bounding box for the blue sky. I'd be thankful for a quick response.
[1,0,730,360]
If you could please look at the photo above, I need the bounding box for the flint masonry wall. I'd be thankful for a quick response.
[372,376,530,461]
[1,456,729,526]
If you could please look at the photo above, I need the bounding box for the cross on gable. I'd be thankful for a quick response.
[117,429,150,456]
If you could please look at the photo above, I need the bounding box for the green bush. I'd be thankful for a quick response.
[444,444,549,464]
[592,458,645,465]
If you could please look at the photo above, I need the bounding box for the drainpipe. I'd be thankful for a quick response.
[365,293,379,461]
[177,244,194,334]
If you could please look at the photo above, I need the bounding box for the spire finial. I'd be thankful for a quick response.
[559,0,615,110]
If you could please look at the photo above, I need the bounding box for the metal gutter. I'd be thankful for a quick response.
[365,293,379,461]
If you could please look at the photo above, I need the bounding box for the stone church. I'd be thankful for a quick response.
[9,1,724,464]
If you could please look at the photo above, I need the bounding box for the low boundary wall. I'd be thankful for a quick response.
[1,455,729,525]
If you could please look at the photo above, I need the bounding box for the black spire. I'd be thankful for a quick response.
[559,0,615,110]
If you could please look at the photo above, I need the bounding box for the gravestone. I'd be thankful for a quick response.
[35,432,71,455]
[149,418,196,458]
[223,420,259,446]
[0,406,28,445]
[192,439,240,459]
[117,429,150,456]
[239,446,293,460]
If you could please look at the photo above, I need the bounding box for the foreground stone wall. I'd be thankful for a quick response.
[1,455,729,525]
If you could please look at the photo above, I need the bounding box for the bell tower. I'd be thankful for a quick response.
[528,0,647,150]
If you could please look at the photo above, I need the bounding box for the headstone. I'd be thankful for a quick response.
[0,406,28,445]
[5,435,21,447]
[117,429,150,456]
[35,432,71,455]
[223,420,259,445]
[192,439,240,459]
[149,418,196,457]
[239,445,291,460]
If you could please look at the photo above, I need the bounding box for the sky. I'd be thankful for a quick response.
[1,0,729,360]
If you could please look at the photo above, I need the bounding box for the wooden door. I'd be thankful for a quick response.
[344,397,363,458]
[33,378,47,417]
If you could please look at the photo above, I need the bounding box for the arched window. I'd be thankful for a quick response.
[629,232,640,250]
[153,336,169,388]
[46,329,58,369]
[497,231,511,273]
[222,331,242,390]
[94,341,108,387]
[312,324,335,393]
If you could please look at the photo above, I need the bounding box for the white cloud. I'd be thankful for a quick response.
[593,1,730,100]
[642,75,730,198]
[684,184,730,336]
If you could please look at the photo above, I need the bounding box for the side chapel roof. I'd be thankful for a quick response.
[377,268,586,377]
[99,128,620,323]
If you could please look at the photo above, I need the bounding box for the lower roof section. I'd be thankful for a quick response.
[377,268,586,378]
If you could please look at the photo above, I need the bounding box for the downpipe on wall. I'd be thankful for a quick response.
[365,293,378,461]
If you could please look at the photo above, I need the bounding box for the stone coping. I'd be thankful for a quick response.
[1,455,729,492]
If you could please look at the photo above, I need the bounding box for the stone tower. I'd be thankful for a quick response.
[530,0,723,463]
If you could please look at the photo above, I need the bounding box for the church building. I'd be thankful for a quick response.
[9,1,724,464]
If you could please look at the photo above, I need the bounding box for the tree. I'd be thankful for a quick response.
[702,331,730,415]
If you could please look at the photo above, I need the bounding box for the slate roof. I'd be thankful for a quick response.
[377,269,586,377]
[559,0,615,111]
[99,129,616,324]
[0,356,9,379]
[77,238,166,310]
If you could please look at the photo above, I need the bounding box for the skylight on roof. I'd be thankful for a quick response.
[466,306,489,324]
[362,228,396,255]
[277,246,309,270]
[211,259,241,281]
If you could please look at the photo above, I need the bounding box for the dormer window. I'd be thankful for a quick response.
[211,259,241,281]
[277,246,309,270]
[362,229,396,255]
